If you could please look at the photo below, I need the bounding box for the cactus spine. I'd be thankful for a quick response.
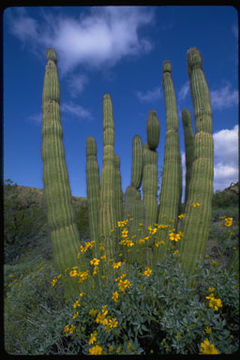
[182,109,194,205]
[157,61,182,252]
[180,48,214,272]
[86,136,100,257]
[41,49,86,299]
[99,94,116,259]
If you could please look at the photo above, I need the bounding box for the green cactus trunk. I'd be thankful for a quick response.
[99,94,116,259]
[86,136,100,257]
[114,154,123,224]
[155,61,182,260]
[131,135,143,190]
[180,48,214,273]
[142,110,160,227]
[182,109,194,206]
[41,49,87,300]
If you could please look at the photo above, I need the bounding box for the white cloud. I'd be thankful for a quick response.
[178,81,190,102]
[136,86,161,102]
[6,7,154,74]
[61,102,92,120]
[213,124,238,191]
[210,83,238,110]
[27,113,42,124]
[67,74,88,97]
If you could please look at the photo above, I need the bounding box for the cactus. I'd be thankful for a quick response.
[131,135,143,190]
[86,136,100,257]
[124,135,144,238]
[156,61,182,257]
[41,49,87,299]
[142,111,160,227]
[114,154,123,224]
[99,94,116,259]
[180,48,214,272]
[182,109,194,205]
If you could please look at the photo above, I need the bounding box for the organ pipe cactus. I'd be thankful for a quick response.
[182,109,194,205]
[86,136,100,257]
[156,61,182,257]
[114,154,123,225]
[180,48,214,273]
[41,48,87,299]
[142,111,160,228]
[99,94,116,259]
[124,135,144,238]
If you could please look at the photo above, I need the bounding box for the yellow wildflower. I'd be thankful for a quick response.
[88,331,97,345]
[224,217,233,227]
[108,345,114,352]
[78,271,89,282]
[64,324,76,337]
[112,291,119,303]
[115,273,127,282]
[112,261,122,269]
[69,269,78,277]
[73,299,81,309]
[192,202,200,207]
[142,267,152,277]
[208,287,215,293]
[100,254,106,260]
[90,258,100,267]
[51,279,57,287]
[206,294,222,311]
[173,249,179,256]
[99,243,105,251]
[72,312,79,319]
[89,345,103,355]
[118,279,132,292]
[178,214,186,219]
[200,338,219,354]
[105,317,118,332]
[211,259,218,265]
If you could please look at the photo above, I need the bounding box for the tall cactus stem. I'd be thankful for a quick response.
[86,136,100,258]
[41,49,87,300]
[180,48,214,273]
[182,109,194,206]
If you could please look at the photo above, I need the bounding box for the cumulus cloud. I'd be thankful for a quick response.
[62,102,92,120]
[213,124,238,190]
[6,6,154,74]
[136,86,161,102]
[210,83,238,110]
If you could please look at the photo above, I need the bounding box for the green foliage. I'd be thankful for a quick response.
[4,179,47,263]
[212,189,238,209]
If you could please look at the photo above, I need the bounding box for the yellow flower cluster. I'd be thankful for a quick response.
[168,229,183,242]
[118,278,132,292]
[119,238,134,247]
[157,224,170,230]
[148,225,157,235]
[79,240,95,255]
[206,293,222,311]
[69,268,89,283]
[112,261,122,269]
[121,227,129,238]
[89,258,100,276]
[224,217,233,227]
[115,273,126,282]
[64,324,76,337]
[142,267,152,277]
[89,345,103,355]
[112,291,119,303]
[95,305,118,332]
[200,338,219,354]
[192,202,200,207]
[117,219,128,227]
[178,213,186,220]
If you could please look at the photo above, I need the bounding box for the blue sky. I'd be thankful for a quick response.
[3,6,239,199]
